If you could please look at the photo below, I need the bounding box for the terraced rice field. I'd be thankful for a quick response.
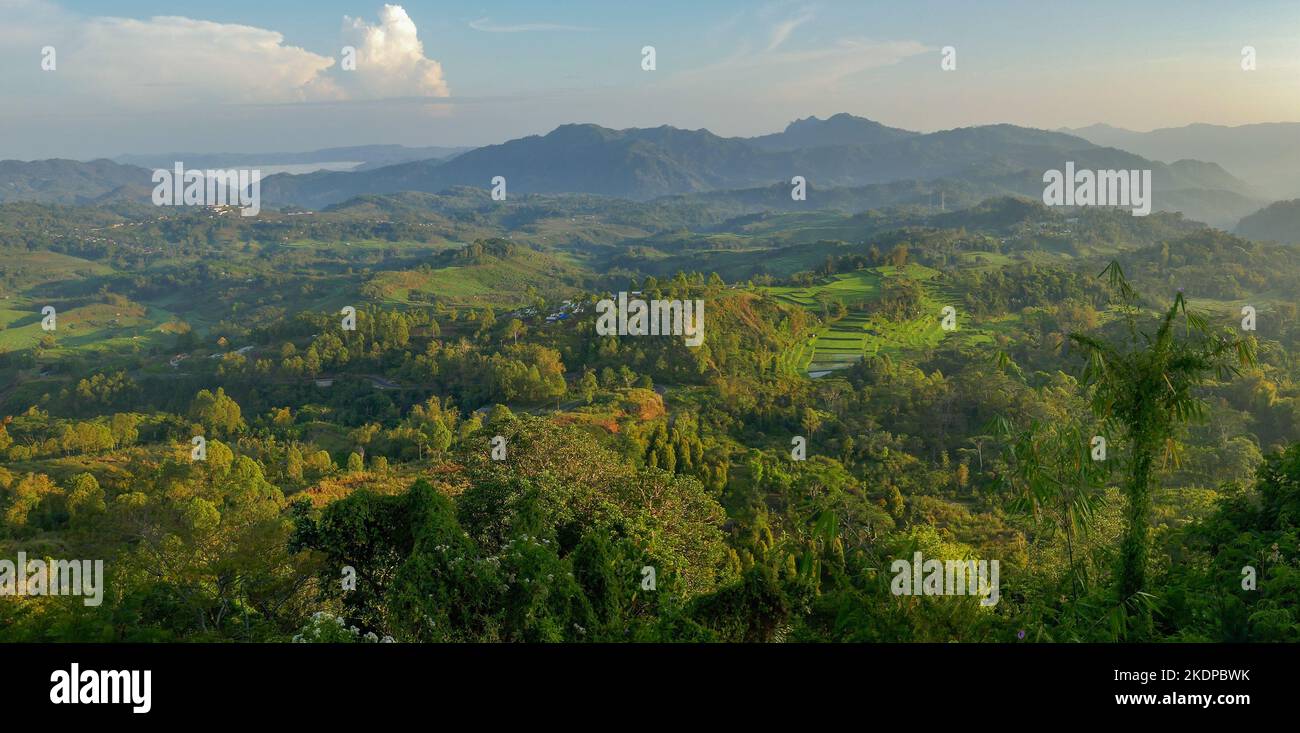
[771,266,956,376]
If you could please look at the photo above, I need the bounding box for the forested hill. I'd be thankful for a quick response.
[1,183,1297,642]
[1236,198,1300,244]
[258,119,1255,220]
[1,114,1260,228]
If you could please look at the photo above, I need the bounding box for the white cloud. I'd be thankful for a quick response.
[340,4,449,98]
[657,4,924,99]
[773,38,931,87]
[468,17,595,33]
[1,2,448,113]
[766,11,814,52]
[0,0,71,45]
[69,15,339,107]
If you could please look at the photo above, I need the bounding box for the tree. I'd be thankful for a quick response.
[800,407,822,436]
[306,450,335,478]
[4,472,61,529]
[579,370,598,405]
[996,418,1109,600]
[67,472,106,521]
[114,455,300,638]
[347,452,365,473]
[286,445,305,482]
[189,387,245,436]
[505,318,525,344]
[426,420,453,456]
[110,413,139,447]
[887,244,909,267]
[1069,262,1254,612]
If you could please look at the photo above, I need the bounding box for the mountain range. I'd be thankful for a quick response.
[256,116,1263,226]
[0,158,150,205]
[0,114,1280,229]
[1236,199,1300,244]
[1065,122,1300,199]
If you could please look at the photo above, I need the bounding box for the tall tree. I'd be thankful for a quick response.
[1069,262,1255,612]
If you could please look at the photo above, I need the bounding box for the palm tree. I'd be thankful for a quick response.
[1069,262,1255,608]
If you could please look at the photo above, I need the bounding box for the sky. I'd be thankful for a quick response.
[3,0,1300,159]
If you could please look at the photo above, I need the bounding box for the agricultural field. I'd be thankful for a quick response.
[767,265,964,375]
[363,250,584,308]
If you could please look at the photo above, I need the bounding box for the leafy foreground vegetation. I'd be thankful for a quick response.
[1,194,1297,642]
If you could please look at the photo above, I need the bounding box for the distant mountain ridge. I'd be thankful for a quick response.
[0,158,152,204]
[260,116,1259,228]
[1064,121,1300,199]
[747,113,918,150]
[1236,198,1300,244]
[0,115,1266,228]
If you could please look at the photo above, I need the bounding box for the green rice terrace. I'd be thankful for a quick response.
[768,264,963,376]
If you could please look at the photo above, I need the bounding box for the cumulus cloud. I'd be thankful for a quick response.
[1,2,447,113]
[339,4,449,98]
[70,16,339,107]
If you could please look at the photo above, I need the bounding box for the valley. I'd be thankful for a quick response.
[2,117,1298,646]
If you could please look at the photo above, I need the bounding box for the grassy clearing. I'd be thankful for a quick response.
[364,248,583,309]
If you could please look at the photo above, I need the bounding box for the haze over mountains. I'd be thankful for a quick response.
[113,144,470,175]
[0,114,1287,230]
[0,158,151,205]
[1236,199,1300,244]
[747,113,918,151]
[1065,122,1300,199]
[0,144,467,206]
[256,114,1263,227]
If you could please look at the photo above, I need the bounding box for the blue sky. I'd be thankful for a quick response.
[4,0,1300,159]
